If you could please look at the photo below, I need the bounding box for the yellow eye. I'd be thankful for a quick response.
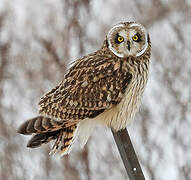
[132,35,139,41]
[117,36,124,42]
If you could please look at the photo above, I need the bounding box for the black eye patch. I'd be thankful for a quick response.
[134,33,142,42]
[115,33,124,44]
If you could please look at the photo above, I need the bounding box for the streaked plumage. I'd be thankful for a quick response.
[18,22,151,155]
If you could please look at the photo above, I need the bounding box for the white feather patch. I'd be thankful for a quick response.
[77,119,97,148]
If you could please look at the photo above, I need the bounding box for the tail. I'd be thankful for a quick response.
[17,116,65,135]
[50,124,78,156]
[18,116,78,155]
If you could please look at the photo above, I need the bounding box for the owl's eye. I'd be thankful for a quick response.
[117,36,124,42]
[115,34,124,44]
[132,35,138,41]
[132,33,141,42]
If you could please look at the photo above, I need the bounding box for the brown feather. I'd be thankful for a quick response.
[38,49,133,121]
[18,116,68,135]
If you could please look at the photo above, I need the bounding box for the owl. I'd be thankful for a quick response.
[18,22,151,156]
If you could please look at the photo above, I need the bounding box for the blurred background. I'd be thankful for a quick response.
[0,0,191,179]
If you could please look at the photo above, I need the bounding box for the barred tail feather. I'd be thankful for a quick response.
[18,116,79,155]
[17,116,64,135]
[18,116,96,155]
[60,125,78,155]
[50,119,97,155]
[50,124,78,156]
[27,131,58,148]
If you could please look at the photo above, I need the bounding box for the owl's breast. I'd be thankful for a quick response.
[94,71,148,131]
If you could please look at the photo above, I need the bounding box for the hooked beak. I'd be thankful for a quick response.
[127,41,131,51]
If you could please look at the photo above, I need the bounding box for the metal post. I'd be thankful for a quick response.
[112,128,145,180]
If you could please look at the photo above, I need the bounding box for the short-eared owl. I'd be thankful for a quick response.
[18,22,151,155]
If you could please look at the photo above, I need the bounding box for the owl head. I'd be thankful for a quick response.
[106,22,149,58]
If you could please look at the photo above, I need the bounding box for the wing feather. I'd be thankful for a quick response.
[39,52,132,121]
